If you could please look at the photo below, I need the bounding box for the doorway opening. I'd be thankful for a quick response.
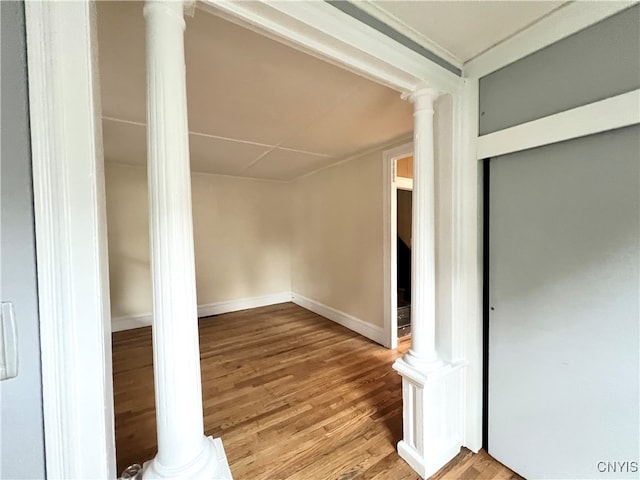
[383,143,413,349]
[396,163,413,339]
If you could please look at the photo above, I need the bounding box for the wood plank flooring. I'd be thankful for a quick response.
[112,302,521,479]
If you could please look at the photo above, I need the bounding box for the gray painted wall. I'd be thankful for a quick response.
[489,126,640,479]
[479,5,640,135]
[480,4,640,478]
[0,1,46,478]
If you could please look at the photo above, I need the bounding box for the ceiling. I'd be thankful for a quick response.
[98,1,570,181]
[360,1,570,65]
[97,1,414,181]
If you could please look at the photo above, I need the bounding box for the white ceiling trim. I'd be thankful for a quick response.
[353,0,463,69]
[464,1,639,78]
[102,115,334,158]
[198,0,463,94]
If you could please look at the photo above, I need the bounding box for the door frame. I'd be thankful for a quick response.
[382,143,413,350]
[25,1,116,477]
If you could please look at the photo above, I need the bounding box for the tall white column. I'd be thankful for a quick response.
[393,87,462,479]
[403,87,441,370]
[143,1,231,478]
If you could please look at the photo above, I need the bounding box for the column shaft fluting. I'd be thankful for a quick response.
[405,88,441,368]
[144,0,205,470]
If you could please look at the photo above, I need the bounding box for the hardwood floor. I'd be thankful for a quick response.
[431,449,524,480]
[112,302,520,479]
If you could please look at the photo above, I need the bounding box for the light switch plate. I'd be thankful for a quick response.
[0,301,18,380]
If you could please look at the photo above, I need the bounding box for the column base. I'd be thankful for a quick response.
[393,358,466,479]
[142,436,232,479]
[398,439,461,479]
[402,348,445,372]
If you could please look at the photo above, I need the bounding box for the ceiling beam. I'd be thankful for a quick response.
[198,0,463,94]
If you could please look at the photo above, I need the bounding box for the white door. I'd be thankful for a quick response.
[488,125,639,479]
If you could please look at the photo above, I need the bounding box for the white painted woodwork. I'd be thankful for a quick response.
[401,88,442,369]
[395,176,414,191]
[457,78,483,453]
[111,292,293,332]
[142,1,231,478]
[199,0,462,95]
[28,0,531,474]
[464,1,637,78]
[391,88,465,477]
[23,1,116,477]
[351,1,463,69]
[291,293,386,347]
[476,89,640,159]
[394,360,466,478]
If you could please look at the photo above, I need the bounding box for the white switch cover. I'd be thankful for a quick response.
[0,301,18,380]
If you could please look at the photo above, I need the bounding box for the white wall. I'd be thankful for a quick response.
[291,149,387,329]
[105,143,396,341]
[191,173,291,305]
[105,163,292,324]
[105,112,454,347]
[105,164,152,319]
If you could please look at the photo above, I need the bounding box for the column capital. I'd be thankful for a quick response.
[143,0,191,27]
[401,87,443,113]
[184,0,196,17]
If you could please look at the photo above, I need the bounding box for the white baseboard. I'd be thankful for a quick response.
[111,313,153,332]
[197,292,292,318]
[111,292,292,332]
[290,292,386,346]
[112,292,386,346]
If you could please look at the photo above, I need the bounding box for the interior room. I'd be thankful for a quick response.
[98,1,417,340]
[97,2,447,474]
[2,1,638,479]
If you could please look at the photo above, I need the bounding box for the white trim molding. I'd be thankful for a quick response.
[26,0,469,477]
[477,89,640,159]
[111,313,154,333]
[353,0,463,71]
[456,78,483,453]
[25,1,116,477]
[393,360,466,478]
[198,0,463,94]
[114,292,386,349]
[291,293,386,346]
[464,1,638,78]
[111,293,293,332]
[198,292,292,318]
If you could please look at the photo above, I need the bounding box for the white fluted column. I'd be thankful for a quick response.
[403,87,442,370]
[143,1,231,478]
[393,87,462,479]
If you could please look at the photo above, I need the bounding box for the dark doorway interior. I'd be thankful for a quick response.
[397,189,412,337]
